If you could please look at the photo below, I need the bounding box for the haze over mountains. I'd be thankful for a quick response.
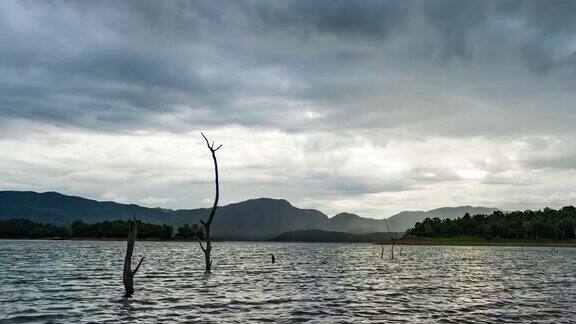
[0,191,498,240]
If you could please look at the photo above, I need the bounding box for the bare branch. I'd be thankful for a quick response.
[196,237,206,252]
[384,218,391,233]
[201,132,211,149]
[132,257,144,275]
[384,218,395,260]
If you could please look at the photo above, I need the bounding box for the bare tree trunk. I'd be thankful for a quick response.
[271,254,275,264]
[197,132,222,273]
[384,218,395,260]
[123,213,144,298]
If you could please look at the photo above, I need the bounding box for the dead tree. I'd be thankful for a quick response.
[384,218,395,260]
[380,242,385,258]
[123,213,144,298]
[271,254,275,264]
[197,132,222,273]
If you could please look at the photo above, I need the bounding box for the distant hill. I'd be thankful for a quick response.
[0,191,498,240]
[326,212,387,234]
[171,198,329,240]
[271,229,396,243]
[0,191,173,225]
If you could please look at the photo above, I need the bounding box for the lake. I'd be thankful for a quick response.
[0,240,575,323]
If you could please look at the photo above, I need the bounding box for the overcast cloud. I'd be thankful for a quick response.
[1,0,575,218]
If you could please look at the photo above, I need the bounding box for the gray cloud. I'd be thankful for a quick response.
[529,157,576,170]
[423,0,488,62]
[2,0,575,135]
[250,0,408,39]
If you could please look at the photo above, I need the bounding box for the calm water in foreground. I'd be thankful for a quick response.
[0,240,575,323]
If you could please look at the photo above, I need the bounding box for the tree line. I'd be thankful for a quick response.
[0,218,205,240]
[407,206,576,240]
[0,219,71,239]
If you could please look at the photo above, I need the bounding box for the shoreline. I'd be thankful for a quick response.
[2,237,576,247]
[395,236,576,247]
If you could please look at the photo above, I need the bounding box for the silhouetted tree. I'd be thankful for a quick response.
[123,214,144,298]
[197,132,222,273]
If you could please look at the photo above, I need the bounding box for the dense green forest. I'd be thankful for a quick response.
[407,206,576,240]
[0,219,204,240]
[175,223,205,240]
[71,220,173,239]
[0,219,71,238]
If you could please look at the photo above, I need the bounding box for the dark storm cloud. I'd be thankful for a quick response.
[250,0,408,39]
[0,0,575,136]
[423,0,488,62]
[515,1,576,76]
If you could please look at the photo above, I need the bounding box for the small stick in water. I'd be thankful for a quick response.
[271,254,275,264]
[384,219,395,260]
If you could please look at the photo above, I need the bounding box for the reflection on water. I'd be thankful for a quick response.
[0,240,575,323]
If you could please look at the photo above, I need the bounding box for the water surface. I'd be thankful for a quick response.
[1,240,575,323]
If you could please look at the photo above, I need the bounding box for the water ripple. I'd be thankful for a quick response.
[0,241,575,323]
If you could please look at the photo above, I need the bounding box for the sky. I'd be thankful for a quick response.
[1,0,575,218]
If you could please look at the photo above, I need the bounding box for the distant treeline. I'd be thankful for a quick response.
[407,206,576,240]
[0,219,71,239]
[0,219,205,240]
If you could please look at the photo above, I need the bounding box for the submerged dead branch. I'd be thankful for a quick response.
[384,218,396,260]
[123,213,144,298]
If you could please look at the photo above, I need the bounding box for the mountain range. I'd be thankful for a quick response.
[0,191,499,240]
